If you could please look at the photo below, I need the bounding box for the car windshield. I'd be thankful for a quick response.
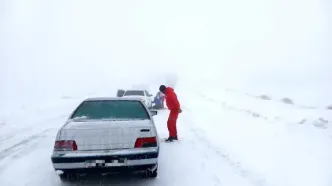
[71,100,150,120]
[123,90,144,96]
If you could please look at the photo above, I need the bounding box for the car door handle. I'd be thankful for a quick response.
[140,129,150,132]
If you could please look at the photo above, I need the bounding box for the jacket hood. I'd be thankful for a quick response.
[165,87,174,93]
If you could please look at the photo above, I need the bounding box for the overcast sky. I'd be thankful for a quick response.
[1,0,331,110]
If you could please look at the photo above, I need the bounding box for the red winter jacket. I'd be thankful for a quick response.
[164,87,180,111]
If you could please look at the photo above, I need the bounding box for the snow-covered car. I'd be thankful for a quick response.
[51,97,159,182]
[122,89,153,108]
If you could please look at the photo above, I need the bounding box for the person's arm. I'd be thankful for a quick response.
[173,94,182,113]
[168,93,180,112]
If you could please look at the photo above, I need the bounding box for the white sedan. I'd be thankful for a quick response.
[51,97,159,182]
[122,89,153,108]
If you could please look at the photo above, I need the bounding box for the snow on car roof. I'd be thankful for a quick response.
[84,97,143,101]
[125,89,146,91]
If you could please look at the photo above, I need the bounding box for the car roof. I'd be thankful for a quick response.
[125,89,146,91]
[84,97,143,101]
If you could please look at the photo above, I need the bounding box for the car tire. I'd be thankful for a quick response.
[148,169,158,178]
[145,164,158,178]
[59,172,78,182]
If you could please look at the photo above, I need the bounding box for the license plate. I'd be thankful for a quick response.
[85,160,105,168]
[106,159,127,167]
[85,159,127,168]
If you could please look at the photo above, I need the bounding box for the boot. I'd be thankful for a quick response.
[165,137,173,142]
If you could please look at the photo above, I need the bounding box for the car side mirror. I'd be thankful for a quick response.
[148,94,153,97]
[150,110,157,116]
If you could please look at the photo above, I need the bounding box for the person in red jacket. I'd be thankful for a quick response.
[159,85,182,142]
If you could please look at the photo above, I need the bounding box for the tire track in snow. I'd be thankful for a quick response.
[0,128,55,161]
[182,107,272,186]
[0,136,13,141]
[0,114,68,143]
[189,127,270,186]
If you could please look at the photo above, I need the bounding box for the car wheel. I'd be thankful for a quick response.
[59,172,78,182]
[145,164,158,178]
[148,169,158,178]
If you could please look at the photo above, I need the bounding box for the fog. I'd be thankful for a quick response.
[1,0,331,114]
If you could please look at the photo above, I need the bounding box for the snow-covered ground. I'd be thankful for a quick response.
[176,80,332,186]
[0,87,331,186]
[0,102,265,186]
[1,0,331,185]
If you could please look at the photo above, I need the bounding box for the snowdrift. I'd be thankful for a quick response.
[176,78,332,186]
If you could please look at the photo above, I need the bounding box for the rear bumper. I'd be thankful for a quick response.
[53,164,157,174]
[51,150,158,173]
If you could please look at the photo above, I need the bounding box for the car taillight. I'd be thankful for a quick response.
[134,137,157,148]
[54,140,77,151]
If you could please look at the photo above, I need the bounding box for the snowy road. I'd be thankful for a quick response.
[0,106,262,186]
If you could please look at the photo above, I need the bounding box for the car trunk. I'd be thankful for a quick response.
[60,120,154,151]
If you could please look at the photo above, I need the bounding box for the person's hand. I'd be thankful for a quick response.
[178,108,182,113]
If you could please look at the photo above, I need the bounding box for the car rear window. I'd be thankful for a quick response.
[123,90,144,96]
[70,100,150,120]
